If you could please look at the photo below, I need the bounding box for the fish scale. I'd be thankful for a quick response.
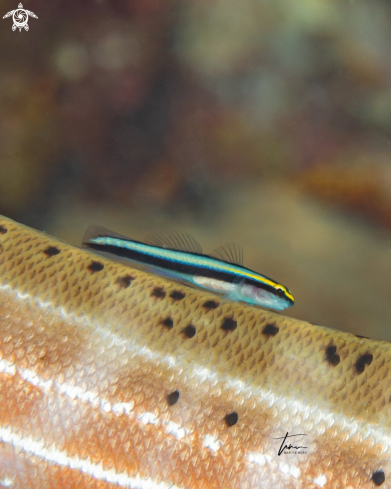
[0,215,390,488]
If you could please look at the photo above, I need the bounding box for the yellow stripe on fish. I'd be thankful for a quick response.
[83,226,294,310]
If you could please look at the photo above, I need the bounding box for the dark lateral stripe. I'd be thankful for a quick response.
[85,242,281,296]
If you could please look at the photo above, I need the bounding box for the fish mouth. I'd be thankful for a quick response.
[272,298,294,311]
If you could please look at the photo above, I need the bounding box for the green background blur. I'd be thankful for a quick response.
[1,0,391,338]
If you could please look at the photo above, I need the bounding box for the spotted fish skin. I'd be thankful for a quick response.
[0,215,390,489]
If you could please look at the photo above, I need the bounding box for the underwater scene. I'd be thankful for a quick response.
[1,0,391,339]
[1,1,391,488]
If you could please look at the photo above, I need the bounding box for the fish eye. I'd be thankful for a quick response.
[275,287,285,297]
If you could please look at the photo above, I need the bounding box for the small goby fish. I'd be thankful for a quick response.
[83,226,294,311]
[0,215,390,489]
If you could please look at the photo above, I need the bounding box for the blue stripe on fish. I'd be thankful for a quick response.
[83,227,294,311]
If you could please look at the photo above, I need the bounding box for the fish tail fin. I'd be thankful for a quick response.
[83,225,130,245]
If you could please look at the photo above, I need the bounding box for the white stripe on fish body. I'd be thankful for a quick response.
[192,276,237,294]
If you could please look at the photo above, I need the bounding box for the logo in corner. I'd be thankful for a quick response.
[3,3,38,32]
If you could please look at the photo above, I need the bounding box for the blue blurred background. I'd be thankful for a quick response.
[1,0,391,338]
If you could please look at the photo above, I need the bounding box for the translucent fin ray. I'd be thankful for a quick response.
[144,231,203,254]
[83,225,131,244]
[210,243,243,266]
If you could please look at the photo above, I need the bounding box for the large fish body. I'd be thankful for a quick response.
[0,215,390,488]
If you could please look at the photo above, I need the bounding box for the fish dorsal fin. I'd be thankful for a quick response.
[144,231,203,254]
[83,225,131,244]
[210,243,243,266]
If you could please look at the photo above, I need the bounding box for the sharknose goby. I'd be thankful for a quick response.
[83,226,294,311]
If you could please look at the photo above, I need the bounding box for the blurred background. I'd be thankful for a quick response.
[1,0,391,339]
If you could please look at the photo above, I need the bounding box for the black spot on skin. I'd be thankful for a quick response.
[170,290,185,300]
[203,300,219,310]
[87,261,104,273]
[221,317,237,332]
[356,353,373,374]
[372,470,385,486]
[43,246,61,258]
[325,345,340,366]
[0,225,7,235]
[262,323,279,336]
[183,324,196,338]
[225,412,238,427]
[151,286,166,299]
[166,390,180,406]
[115,274,134,289]
[160,317,174,329]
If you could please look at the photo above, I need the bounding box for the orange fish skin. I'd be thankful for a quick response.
[0,215,390,489]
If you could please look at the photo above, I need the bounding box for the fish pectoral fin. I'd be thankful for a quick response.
[224,291,240,302]
[144,230,203,254]
[209,243,244,266]
[223,283,242,302]
[83,225,131,245]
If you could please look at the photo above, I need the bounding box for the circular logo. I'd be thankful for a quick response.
[12,8,28,30]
